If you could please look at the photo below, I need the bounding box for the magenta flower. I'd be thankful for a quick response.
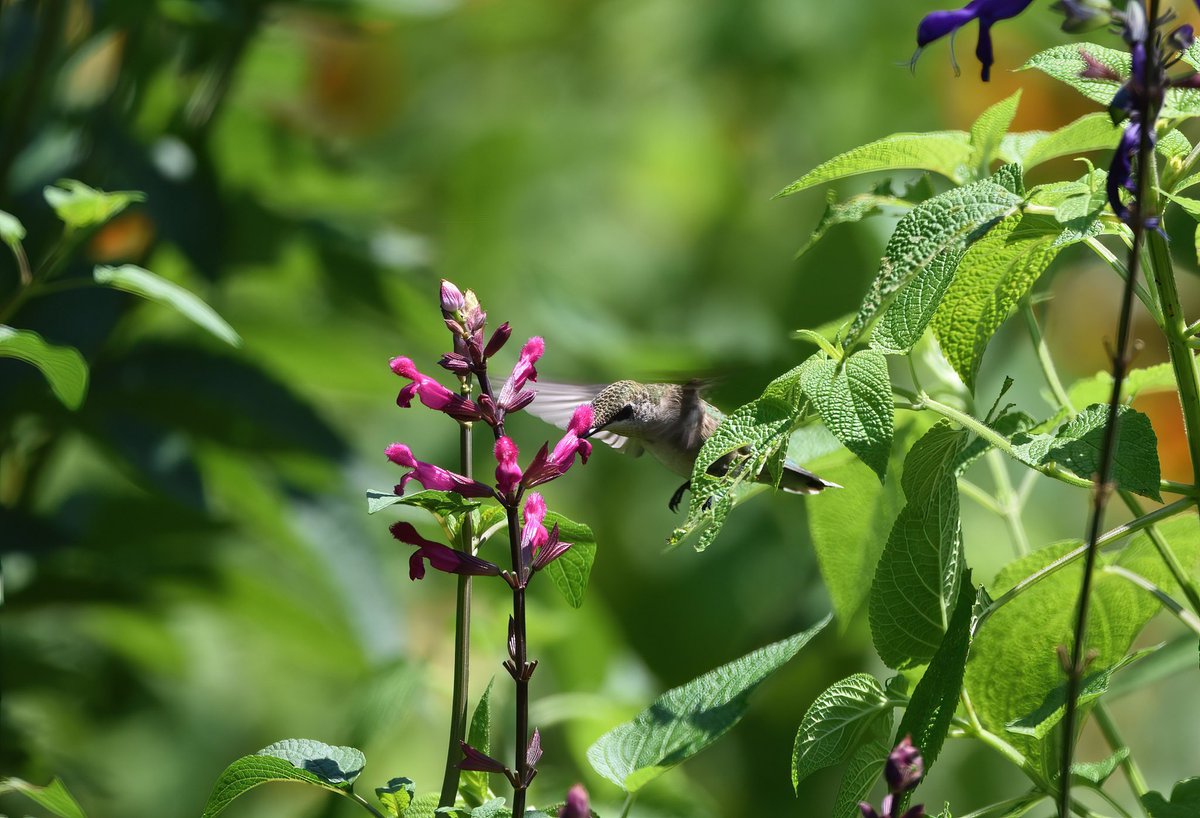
[913,0,1035,81]
[387,443,496,499]
[390,357,481,422]
[485,321,512,358]
[391,522,501,581]
[557,784,589,818]
[859,736,927,818]
[519,492,550,572]
[522,404,594,488]
[496,337,544,412]
[495,437,523,498]
[531,523,572,572]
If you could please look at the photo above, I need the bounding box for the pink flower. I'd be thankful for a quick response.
[520,492,549,567]
[494,437,522,497]
[390,356,481,422]
[531,523,572,573]
[496,337,544,412]
[386,443,496,499]
[390,522,500,581]
[522,404,594,488]
[440,279,466,315]
[558,784,590,818]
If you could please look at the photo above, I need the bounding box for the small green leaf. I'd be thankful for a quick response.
[1072,747,1130,785]
[1000,113,1122,169]
[1142,778,1200,818]
[402,793,444,818]
[791,673,892,790]
[43,179,144,229]
[93,264,241,346]
[1158,129,1192,161]
[969,90,1021,175]
[461,680,494,808]
[845,178,1022,349]
[869,423,968,669]
[541,512,596,608]
[832,737,892,818]
[0,209,26,247]
[377,778,416,817]
[1024,44,1200,118]
[1161,190,1200,220]
[776,132,972,197]
[0,777,87,818]
[202,743,362,818]
[366,489,483,517]
[1065,362,1176,411]
[256,739,366,785]
[1009,404,1162,501]
[797,190,915,258]
[589,616,831,792]
[0,325,88,409]
[800,350,893,481]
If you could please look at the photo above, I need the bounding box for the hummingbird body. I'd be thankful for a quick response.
[528,379,838,510]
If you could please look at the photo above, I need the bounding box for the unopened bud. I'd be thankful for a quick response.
[440,279,466,315]
[1052,0,1113,33]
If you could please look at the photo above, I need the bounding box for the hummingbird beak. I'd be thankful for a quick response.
[581,426,600,439]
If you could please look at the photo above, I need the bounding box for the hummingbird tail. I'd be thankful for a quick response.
[777,461,842,494]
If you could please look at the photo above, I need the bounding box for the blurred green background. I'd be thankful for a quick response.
[3,1,1199,816]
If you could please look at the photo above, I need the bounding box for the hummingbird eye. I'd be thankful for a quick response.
[612,404,634,423]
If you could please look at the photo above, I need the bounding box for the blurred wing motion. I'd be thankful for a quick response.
[525,381,645,457]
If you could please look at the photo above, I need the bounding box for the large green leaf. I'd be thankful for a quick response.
[799,350,893,481]
[541,511,596,608]
[1009,404,1162,502]
[1023,43,1200,118]
[588,616,830,792]
[999,113,1122,170]
[873,249,964,354]
[869,423,968,669]
[845,178,1022,349]
[930,211,1066,391]
[791,673,892,789]
[964,514,1200,781]
[42,179,144,229]
[366,489,482,517]
[202,739,366,818]
[0,777,87,818]
[831,737,892,818]
[776,132,972,197]
[94,264,241,346]
[806,416,933,626]
[0,325,88,409]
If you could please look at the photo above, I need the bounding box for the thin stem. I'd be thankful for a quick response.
[1104,564,1200,635]
[974,496,1194,635]
[348,791,389,818]
[1117,492,1200,615]
[1022,300,1076,417]
[987,449,1030,556]
[1084,237,1163,326]
[959,477,1004,515]
[957,793,1046,818]
[1088,785,1135,818]
[1058,8,1161,814]
[618,791,637,818]
[1092,703,1150,806]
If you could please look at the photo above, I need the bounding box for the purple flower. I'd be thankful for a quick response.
[390,357,481,422]
[885,736,925,794]
[558,785,590,818]
[494,436,523,498]
[1107,120,1140,220]
[913,0,1036,81]
[391,522,501,581]
[522,405,594,488]
[386,443,497,499]
[457,740,508,774]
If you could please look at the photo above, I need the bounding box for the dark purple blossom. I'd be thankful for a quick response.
[522,404,594,488]
[859,736,927,818]
[913,0,1036,81]
[531,523,572,573]
[557,785,590,818]
[391,522,501,581]
[457,740,508,774]
[386,443,497,499]
[485,321,512,358]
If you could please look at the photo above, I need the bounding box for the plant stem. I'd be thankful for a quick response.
[1022,300,1076,416]
[348,791,389,818]
[959,477,1005,515]
[1104,564,1200,635]
[1057,7,1161,814]
[506,504,531,816]
[987,449,1030,556]
[619,791,637,818]
[1116,492,1200,615]
[1091,703,1150,807]
[1084,237,1163,326]
[957,793,1046,818]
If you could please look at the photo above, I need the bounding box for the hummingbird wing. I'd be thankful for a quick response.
[525,381,645,456]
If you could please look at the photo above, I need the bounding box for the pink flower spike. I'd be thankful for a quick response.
[558,785,590,818]
[387,443,496,499]
[494,437,522,497]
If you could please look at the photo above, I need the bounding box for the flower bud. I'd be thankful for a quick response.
[558,785,589,818]
[440,279,466,315]
[1052,0,1112,33]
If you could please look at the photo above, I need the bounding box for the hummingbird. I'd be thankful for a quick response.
[526,379,840,512]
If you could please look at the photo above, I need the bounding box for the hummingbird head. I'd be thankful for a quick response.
[585,380,654,437]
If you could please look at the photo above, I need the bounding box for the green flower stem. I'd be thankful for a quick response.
[973,496,1195,635]
[1083,237,1163,326]
[1091,703,1150,806]
[1117,491,1200,616]
[1183,317,1200,338]
[349,791,389,818]
[1103,564,1200,636]
[987,449,1030,557]
[1022,300,1075,417]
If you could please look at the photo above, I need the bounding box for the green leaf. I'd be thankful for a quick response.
[589,616,831,792]
[1159,129,1192,160]
[1000,113,1122,170]
[0,325,88,409]
[670,366,804,551]
[869,423,968,669]
[42,179,144,229]
[93,264,241,347]
[832,737,892,818]
[0,209,26,247]
[402,793,444,818]
[1142,778,1200,818]
[797,190,915,258]
[1006,645,1159,738]
[202,741,364,818]
[1071,747,1129,786]
[541,512,596,608]
[807,416,934,626]
[791,673,892,790]
[964,514,1200,781]
[895,576,976,776]
[845,178,1022,349]
[930,211,1066,390]
[1065,362,1176,411]
[1024,43,1200,118]
[1009,404,1162,501]
[1161,190,1200,220]
[799,350,893,481]
[776,132,973,197]
[969,90,1021,175]
[377,778,416,817]
[461,679,494,808]
[366,489,482,517]
[0,777,87,818]
[873,249,963,354]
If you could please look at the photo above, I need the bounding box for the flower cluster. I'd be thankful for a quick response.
[859,736,926,818]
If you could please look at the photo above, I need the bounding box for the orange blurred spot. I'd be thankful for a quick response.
[1133,391,1192,484]
[87,211,155,263]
